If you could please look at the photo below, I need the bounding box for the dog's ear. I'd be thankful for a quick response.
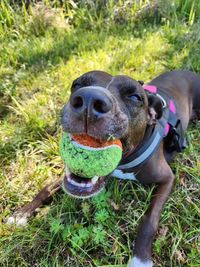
[147,94,163,125]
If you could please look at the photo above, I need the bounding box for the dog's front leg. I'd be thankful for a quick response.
[7,178,62,226]
[128,171,175,267]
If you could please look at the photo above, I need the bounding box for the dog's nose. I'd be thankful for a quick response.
[70,87,112,120]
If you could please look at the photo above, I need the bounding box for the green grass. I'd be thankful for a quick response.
[0,1,200,266]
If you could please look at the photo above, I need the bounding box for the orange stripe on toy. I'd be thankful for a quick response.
[72,134,122,149]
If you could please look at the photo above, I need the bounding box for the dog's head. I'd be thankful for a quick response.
[61,71,162,198]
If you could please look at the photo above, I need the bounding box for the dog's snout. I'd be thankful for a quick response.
[70,87,112,120]
[71,96,84,110]
[93,98,112,113]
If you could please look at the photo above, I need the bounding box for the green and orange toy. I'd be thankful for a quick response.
[59,132,122,179]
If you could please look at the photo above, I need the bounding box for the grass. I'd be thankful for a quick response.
[0,0,200,266]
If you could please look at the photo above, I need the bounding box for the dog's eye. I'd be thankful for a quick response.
[128,94,141,102]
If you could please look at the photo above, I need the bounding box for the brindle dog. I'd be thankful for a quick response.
[7,70,200,267]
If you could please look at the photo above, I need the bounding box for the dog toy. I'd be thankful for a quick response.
[60,132,122,178]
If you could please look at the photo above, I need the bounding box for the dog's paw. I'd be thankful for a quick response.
[128,256,153,267]
[6,213,28,227]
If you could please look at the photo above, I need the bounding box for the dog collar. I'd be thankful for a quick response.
[116,84,186,173]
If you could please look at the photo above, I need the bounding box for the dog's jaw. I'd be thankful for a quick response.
[62,167,106,199]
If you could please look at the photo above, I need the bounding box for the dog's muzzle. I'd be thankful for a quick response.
[70,86,113,122]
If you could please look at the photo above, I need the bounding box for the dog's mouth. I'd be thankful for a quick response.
[61,133,130,199]
[63,167,106,198]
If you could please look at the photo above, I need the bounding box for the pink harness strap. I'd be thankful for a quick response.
[143,84,157,93]
[169,99,176,113]
[143,84,176,137]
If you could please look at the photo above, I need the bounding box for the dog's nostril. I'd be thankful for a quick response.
[93,99,111,113]
[72,96,83,109]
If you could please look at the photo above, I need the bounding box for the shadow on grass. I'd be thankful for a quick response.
[0,117,60,166]
[15,28,111,74]
[0,95,12,119]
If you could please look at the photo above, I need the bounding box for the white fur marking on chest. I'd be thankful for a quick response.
[128,256,153,267]
[111,169,137,181]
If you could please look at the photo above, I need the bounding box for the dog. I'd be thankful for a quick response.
[7,70,200,267]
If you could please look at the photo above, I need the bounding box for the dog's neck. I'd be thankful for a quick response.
[122,124,154,160]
